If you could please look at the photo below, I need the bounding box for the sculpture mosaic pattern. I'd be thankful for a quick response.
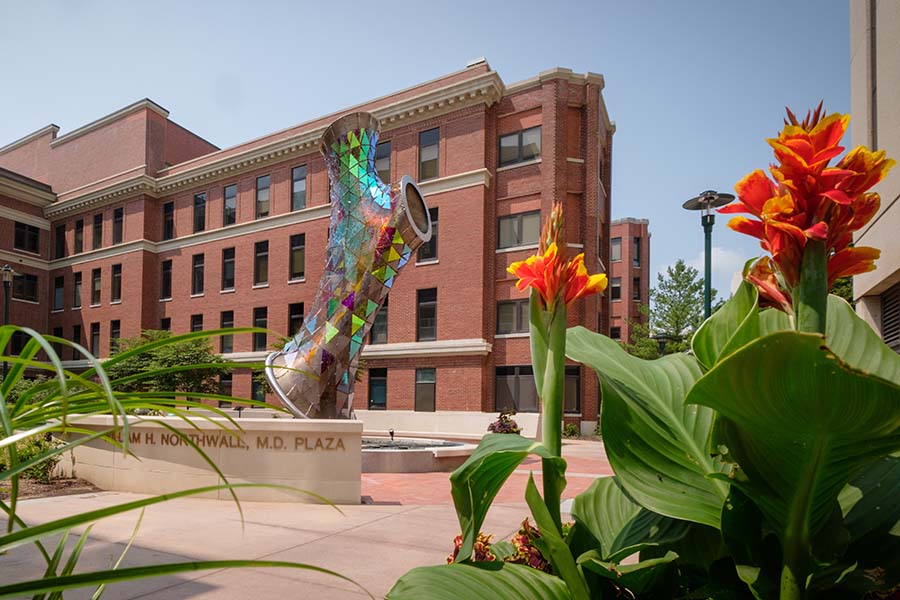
[266,112,431,418]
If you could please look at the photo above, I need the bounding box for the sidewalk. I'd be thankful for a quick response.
[1,440,612,599]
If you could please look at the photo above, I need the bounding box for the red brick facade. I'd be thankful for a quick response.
[609,218,651,345]
[0,62,614,429]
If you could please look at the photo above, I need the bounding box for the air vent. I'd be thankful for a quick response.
[881,282,900,351]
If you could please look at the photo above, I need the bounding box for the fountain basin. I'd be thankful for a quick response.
[361,436,475,473]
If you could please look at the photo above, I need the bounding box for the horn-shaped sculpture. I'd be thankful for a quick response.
[265,112,431,418]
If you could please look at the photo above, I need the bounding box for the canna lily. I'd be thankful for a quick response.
[721,105,895,308]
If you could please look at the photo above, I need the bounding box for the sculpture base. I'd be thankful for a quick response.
[59,416,362,504]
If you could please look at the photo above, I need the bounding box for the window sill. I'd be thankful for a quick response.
[288,278,306,285]
[110,300,121,305]
[89,303,101,308]
[415,259,439,266]
[497,158,542,172]
[159,298,172,303]
[190,293,205,298]
[610,299,621,303]
[51,308,64,314]
[220,288,235,295]
[496,244,539,254]
[13,248,42,256]
[495,332,529,339]
[12,298,40,305]
[72,306,82,311]
[252,284,269,290]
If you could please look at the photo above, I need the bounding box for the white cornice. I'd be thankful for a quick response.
[50,99,169,149]
[0,206,51,230]
[0,249,49,270]
[0,124,60,155]
[362,339,492,359]
[0,176,56,207]
[505,68,605,94]
[418,168,491,196]
[50,239,154,269]
[44,175,157,219]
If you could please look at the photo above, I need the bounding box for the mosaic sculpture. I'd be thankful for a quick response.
[265,112,432,418]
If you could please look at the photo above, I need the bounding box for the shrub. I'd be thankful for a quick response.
[487,410,521,434]
[562,422,580,438]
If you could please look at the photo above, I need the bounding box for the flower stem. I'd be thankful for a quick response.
[795,240,827,335]
[540,302,567,531]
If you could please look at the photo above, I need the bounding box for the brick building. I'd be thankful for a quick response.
[0,60,614,433]
[608,218,650,345]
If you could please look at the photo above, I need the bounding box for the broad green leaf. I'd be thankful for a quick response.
[571,476,689,562]
[693,280,759,370]
[566,327,729,528]
[686,331,900,557]
[387,562,572,600]
[579,550,678,595]
[524,474,590,600]
[450,434,555,562]
[721,488,781,600]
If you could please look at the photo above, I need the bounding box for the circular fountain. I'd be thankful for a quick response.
[361,435,475,473]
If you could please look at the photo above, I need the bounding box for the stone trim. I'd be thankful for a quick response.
[0,206,51,230]
[0,124,60,155]
[417,168,491,196]
[50,99,169,148]
[45,175,156,218]
[0,249,49,270]
[0,174,56,207]
[361,338,492,359]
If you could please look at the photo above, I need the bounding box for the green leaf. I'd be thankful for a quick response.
[450,434,555,562]
[721,488,781,600]
[566,327,729,528]
[387,562,572,600]
[524,474,590,600]
[571,476,690,562]
[578,549,678,595]
[692,280,760,370]
[491,540,516,561]
[685,331,900,573]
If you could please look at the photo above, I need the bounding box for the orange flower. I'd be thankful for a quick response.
[507,203,607,310]
[721,105,895,306]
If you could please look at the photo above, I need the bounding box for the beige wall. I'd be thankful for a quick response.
[851,0,900,333]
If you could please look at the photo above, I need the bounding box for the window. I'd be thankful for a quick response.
[92,214,102,250]
[14,222,40,254]
[610,277,621,301]
[610,326,621,340]
[256,175,270,219]
[12,274,38,302]
[610,237,622,262]
[370,297,388,344]
[219,373,233,404]
[633,237,641,267]
[74,219,84,253]
[254,241,268,285]
[223,184,237,226]
[418,128,439,181]
[564,366,581,414]
[415,368,436,412]
[72,325,82,360]
[251,374,265,402]
[416,288,437,341]
[160,317,171,331]
[375,141,390,183]
[495,366,538,413]
[54,224,66,258]
[191,314,203,332]
[499,126,542,167]
[291,166,307,211]
[73,272,82,308]
[289,234,305,280]
[498,211,541,249]
[111,264,122,302]
[417,207,438,262]
[193,193,206,233]
[221,247,235,290]
[112,207,124,244]
[220,310,234,353]
[91,268,101,305]
[288,303,304,336]
[110,319,121,350]
[51,326,64,357]
[10,331,28,355]
[160,260,172,299]
[633,277,641,301]
[53,276,64,311]
[368,368,387,410]
[496,299,529,334]
[192,254,205,295]
[90,323,100,357]
[162,202,174,240]
[253,307,267,351]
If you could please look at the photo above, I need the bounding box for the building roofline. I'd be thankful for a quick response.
[0,124,60,155]
[0,166,56,206]
[49,98,170,149]
[611,217,650,225]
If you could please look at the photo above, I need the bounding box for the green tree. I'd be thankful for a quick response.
[623,305,659,359]
[832,276,854,306]
[105,330,228,394]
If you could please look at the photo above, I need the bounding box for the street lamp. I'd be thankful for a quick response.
[1,264,18,379]
[682,190,735,319]
[650,332,682,356]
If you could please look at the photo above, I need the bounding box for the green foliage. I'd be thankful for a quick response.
[648,259,718,352]
[831,276,854,306]
[562,423,580,438]
[105,329,229,395]
[622,304,660,359]
[0,326,356,598]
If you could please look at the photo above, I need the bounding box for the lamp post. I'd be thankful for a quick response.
[682,190,735,319]
[650,332,682,356]
[1,264,17,380]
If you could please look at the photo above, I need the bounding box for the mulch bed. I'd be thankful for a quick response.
[0,477,101,501]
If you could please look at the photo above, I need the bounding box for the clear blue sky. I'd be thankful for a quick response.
[0,0,850,297]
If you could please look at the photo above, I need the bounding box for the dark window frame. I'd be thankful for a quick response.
[289,234,305,281]
[73,272,82,308]
[162,202,174,240]
[12,274,38,303]
[222,247,236,290]
[252,307,267,351]
[220,310,234,353]
[74,219,84,253]
[223,184,237,226]
[415,368,436,412]
[498,125,542,167]
[256,175,271,219]
[494,365,538,413]
[112,207,124,245]
[632,277,641,301]
[192,253,205,295]
[368,368,387,410]
[54,224,66,258]
[91,268,101,305]
[632,236,641,267]
[92,213,103,250]
[288,302,304,337]
[496,299,530,334]
[375,141,391,183]
[497,211,541,249]
[610,237,622,262]
[254,241,268,286]
[14,222,40,254]
[52,276,64,311]
[110,319,121,350]
[610,277,622,301]
[193,193,207,233]
[370,297,388,344]
[160,260,173,299]
[418,128,439,181]
[111,263,122,303]
[190,314,203,332]
[90,322,100,357]
[417,207,438,262]
[416,288,437,341]
[291,165,307,211]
